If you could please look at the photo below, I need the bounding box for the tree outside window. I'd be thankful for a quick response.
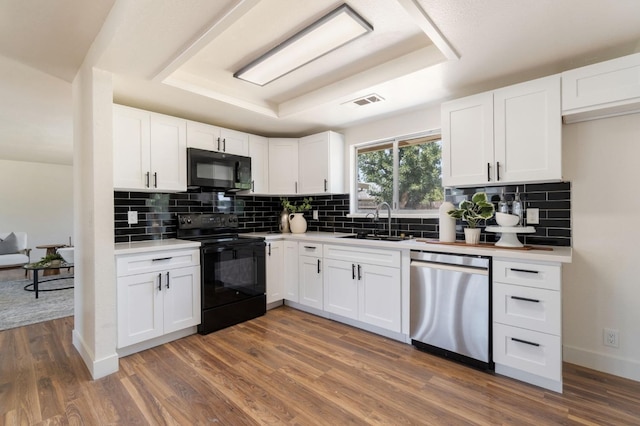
[356,133,443,213]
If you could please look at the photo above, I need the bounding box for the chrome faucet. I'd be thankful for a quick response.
[375,202,392,237]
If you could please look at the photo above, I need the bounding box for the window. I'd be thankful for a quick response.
[355,132,443,213]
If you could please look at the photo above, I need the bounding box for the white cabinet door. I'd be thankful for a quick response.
[323,258,358,320]
[441,92,494,187]
[113,105,150,190]
[220,128,249,156]
[186,120,223,151]
[494,75,561,183]
[562,52,640,122]
[269,138,299,194]
[266,241,284,304]
[248,134,269,194]
[117,271,164,348]
[299,255,323,309]
[163,265,201,334]
[283,241,299,302]
[298,131,344,194]
[149,114,187,192]
[359,264,401,332]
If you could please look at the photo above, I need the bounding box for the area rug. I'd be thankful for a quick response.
[0,275,73,331]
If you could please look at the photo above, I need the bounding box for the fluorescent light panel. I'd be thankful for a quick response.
[234,4,373,86]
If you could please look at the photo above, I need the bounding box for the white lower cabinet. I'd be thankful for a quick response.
[283,241,299,302]
[266,241,284,305]
[323,245,402,333]
[116,248,200,350]
[492,258,563,392]
[298,243,323,309]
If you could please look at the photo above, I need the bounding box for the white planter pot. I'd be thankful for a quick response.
[464,227,481,245]
[289,213,307,234]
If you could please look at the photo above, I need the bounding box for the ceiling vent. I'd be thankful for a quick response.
[343,93,385,107]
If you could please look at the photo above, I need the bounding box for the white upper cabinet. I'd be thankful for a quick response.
[442,92,494,187]
[298,131,345,194]
[186,121,249,156]
[268,138,299,194]
[442,75,561,187]
[247,134,269,194]
[494,75,562,183]
[562,52,640,123]
[113,104,186,192]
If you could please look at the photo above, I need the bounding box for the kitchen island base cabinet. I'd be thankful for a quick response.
[116,248,200,355]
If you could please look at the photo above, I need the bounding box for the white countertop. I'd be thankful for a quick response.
[114,239,201,255]
[241,232,572,263]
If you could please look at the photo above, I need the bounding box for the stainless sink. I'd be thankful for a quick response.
[340,234,412,242]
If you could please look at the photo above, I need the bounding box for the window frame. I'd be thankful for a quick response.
[350,129,443,216]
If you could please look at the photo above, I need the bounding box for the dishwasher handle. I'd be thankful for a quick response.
[410,259,488,276]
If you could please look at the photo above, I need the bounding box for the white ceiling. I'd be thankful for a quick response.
[1,0,640,165]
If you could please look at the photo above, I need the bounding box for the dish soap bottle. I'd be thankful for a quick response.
[512,187,523,226]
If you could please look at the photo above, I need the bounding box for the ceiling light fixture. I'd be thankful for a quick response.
[234,4,373,86]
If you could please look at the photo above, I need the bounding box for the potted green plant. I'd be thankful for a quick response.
[280,197,313,233]
[447,192,495,244]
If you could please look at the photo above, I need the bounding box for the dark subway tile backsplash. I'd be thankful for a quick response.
[114,181,571,246]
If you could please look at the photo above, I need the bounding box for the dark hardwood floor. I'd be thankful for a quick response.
[1,306,639,425]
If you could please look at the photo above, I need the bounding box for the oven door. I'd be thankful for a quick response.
[201,239,266,309]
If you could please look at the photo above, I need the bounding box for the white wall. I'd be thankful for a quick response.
[562,112,640,381]
[341,105,441,193]
[0,159,73,259]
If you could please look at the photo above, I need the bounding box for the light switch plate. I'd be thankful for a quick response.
[526,208,539,225]
[312,210,319,220]
[127,210,138,225]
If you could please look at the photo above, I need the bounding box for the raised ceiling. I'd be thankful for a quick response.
[1,0,640,165]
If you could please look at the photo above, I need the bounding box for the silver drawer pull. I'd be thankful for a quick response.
[152,257,172,262]
[510,268,539,274]
[511,337,540,347]
[510,296,540,303]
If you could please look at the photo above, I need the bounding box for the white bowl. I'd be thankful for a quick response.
[496,212,520,227]
[57,247,74,264]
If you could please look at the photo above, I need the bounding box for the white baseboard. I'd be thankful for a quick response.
[564,345,640,382]
[72,329,119,379]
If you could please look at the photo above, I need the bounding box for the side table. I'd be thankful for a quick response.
[36,244,68,276]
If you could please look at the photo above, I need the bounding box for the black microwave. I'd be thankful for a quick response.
[187,148,252,192]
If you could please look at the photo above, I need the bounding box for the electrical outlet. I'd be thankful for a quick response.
[127,210,138,225]
[312,210,319,220]
[526,208,540,225]
[603,328,619,348]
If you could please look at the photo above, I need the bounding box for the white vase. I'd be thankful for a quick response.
[289,213,307,234]
[438,201,456,242]
[464,228,481,245]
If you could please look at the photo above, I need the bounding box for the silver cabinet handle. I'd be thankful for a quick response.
[153,172,158,188]
[217,137,221,151]
[357,264,362,280]
[324,179,328,192]
[496,161,501,181]
[166,271,170,289]
[317,259,321,274]
[352,264,356,280]
[511,268,539,274]
[152,257,172,262]
[146,171,150,188]
[157,273,162,291]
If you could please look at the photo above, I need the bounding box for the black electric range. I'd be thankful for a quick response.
[177,213,266,334]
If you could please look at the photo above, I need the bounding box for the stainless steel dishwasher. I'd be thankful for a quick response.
[410,250,493,370]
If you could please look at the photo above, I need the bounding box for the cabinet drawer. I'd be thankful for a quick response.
[299,243,323,256]
[493,323,562,381]
[117,249,200,277]
[493,283,560,335]
[323,244,400,267]
[493,259,560,291]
